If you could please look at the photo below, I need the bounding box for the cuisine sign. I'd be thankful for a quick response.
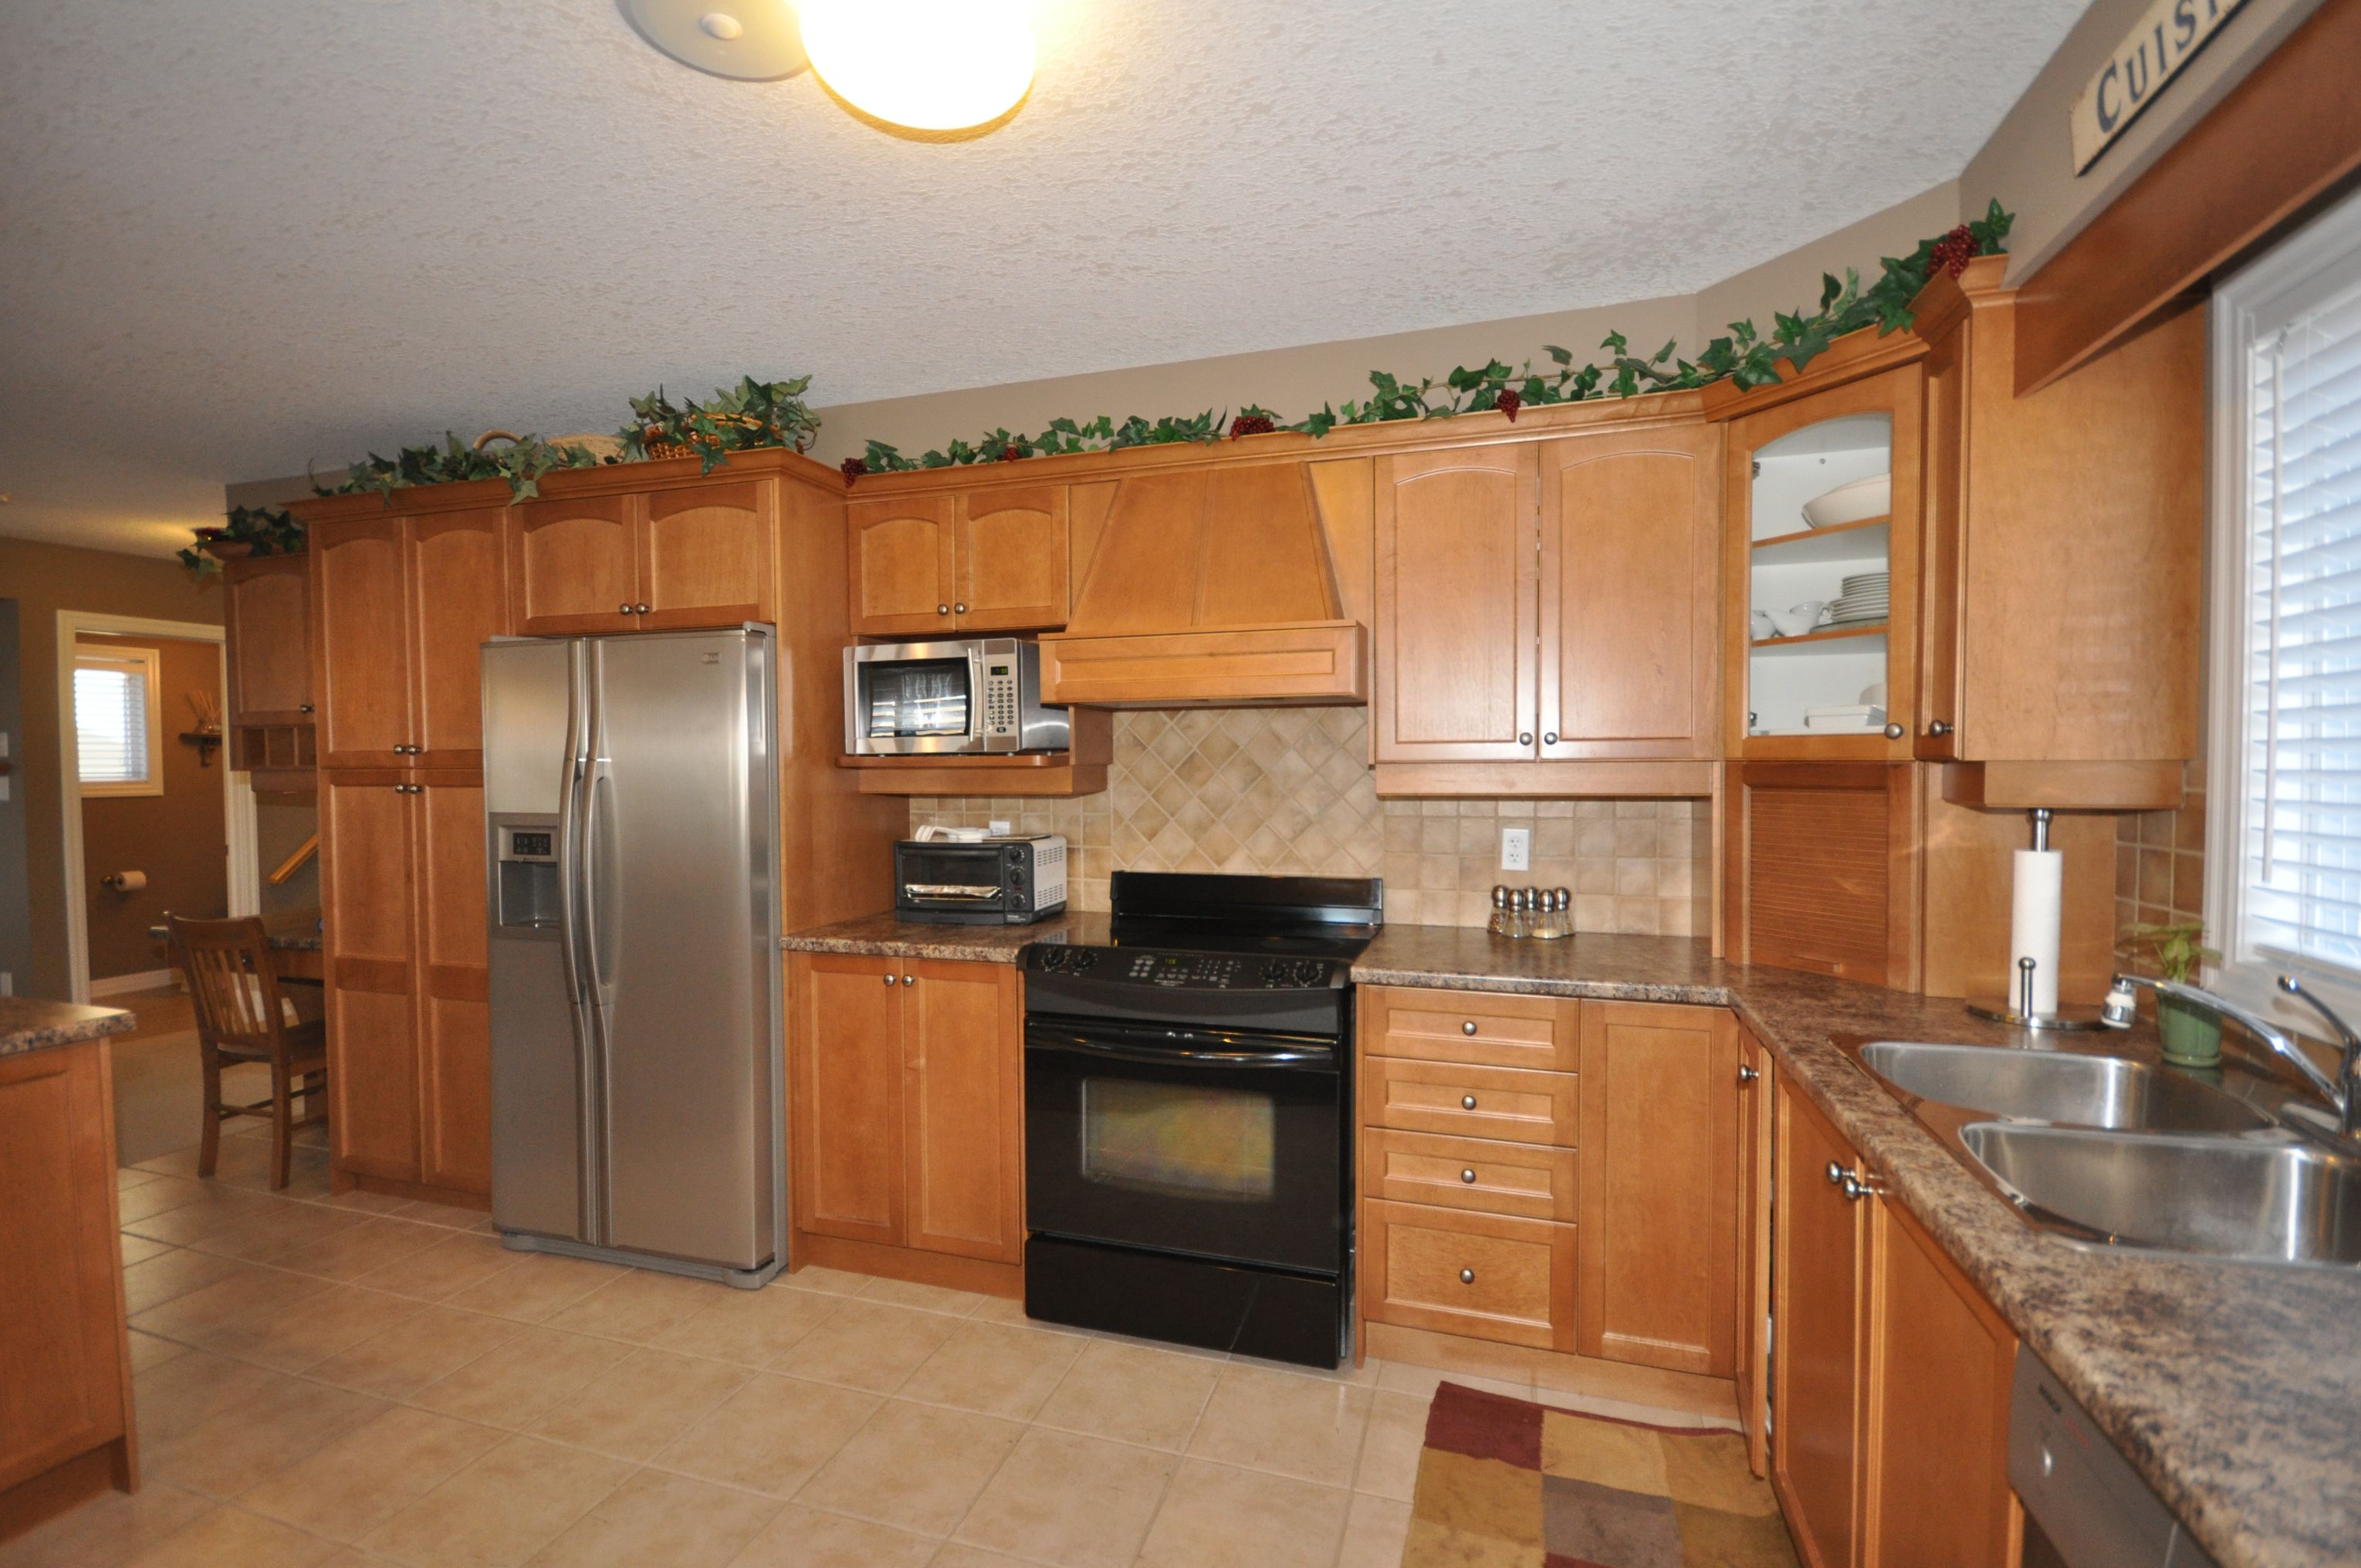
[2069,0,2248,174]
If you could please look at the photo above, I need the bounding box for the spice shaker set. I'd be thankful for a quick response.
[1490,885,1572,940]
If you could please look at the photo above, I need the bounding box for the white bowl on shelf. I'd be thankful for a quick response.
[1766,603,1825,638]
[1801,474,1890,529]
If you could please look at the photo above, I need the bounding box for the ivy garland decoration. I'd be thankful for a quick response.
[841,201,2014,477]
[178,505,305,579]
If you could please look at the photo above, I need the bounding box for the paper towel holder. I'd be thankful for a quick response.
[1964,809,2109,1032]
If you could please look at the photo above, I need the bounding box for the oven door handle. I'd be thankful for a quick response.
[1025,1025,1333,1069]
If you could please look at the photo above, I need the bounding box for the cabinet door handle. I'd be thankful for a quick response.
[1459,1268,1475,1285]
[1841,1171,1886,1203]
[883,974,898,986]
[1928,720,1953,737]
[901,974,915,985]
[1825,1160,1846,1185]
[299,704,313,715]
[954,603,968,615]
[1738,1063,1761,1085]
[1542,732,1558,745]
[1461,1020,1478,1036]
[1461,1095,1477,1110]
[1460,1168,1477,1184]
[620,603,634,616]
[634,603,650,615]
[937,604,951,615]
[1883,722,1904,739]
[1517,732,1533,747]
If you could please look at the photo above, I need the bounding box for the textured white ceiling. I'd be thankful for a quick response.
[0,0,2087,557]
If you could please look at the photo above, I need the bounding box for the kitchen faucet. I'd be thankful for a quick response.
[2102,972,2361,1137]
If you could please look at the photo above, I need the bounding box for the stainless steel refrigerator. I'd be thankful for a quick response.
[481,625,784,1287]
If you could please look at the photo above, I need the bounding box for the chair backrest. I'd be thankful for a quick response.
[170,914,287,1053]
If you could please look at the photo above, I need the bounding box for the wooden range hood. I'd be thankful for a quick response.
[1039,458,1369,706]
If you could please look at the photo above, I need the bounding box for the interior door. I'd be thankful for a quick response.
[320,769,420,1181]
[792,952,906,1245]
[953,485,1069,631]
[1575,1001,1738,1374]
[408,509,507,768]
[1540,426,1720,759]
[848,496,957,637]
[225,555,312,724]
[414,772,491,1195]
[639,479,774,630]
[509,494,641,635]
[901,960,1023,1262]
[1373,444,1540,762]
[1773,1076,1869,1568]
[313,518,413,768]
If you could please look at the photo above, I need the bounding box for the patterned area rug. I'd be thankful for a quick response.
[1404,1382,1798,1567]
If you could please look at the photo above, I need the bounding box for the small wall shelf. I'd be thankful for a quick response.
[1750,516,1891,563]
[1750,625,1889,654]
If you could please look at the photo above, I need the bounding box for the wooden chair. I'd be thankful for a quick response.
[168,914,328,1190]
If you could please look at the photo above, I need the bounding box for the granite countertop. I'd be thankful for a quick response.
[783,909,1108,962]
[0,997,137,1059]
[1352,926,2361,1568]
[267,930,323,952]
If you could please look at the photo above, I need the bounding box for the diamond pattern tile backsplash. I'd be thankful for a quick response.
[908,710,1713,934]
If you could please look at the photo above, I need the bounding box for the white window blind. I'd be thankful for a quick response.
[73,647,159,794]
[2211,185,2361,1011]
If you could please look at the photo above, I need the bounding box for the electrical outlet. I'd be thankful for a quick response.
[988,819,1012,836]
[1500,826,1531,872]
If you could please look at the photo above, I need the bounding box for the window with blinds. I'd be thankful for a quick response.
[2211,187,2361,1006]
[73,645,161,796]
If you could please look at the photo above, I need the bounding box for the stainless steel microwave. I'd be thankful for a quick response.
[844,637,1070,756]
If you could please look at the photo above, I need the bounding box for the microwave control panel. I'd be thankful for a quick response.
[983,659,1019,739]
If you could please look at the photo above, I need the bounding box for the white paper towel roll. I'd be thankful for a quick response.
[2011,849,2063,1016]
[105,869,147,893]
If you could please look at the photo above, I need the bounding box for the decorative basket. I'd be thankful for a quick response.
[640,413,781,461]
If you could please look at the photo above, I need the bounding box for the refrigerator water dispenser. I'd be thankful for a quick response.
[492,816,563,930]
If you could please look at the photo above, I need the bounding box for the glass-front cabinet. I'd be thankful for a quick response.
[1723,365,1923,760]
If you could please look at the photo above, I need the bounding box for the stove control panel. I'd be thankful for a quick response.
[1026,945,1341,991]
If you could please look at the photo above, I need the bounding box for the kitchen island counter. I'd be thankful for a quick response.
[0,997,135,1059]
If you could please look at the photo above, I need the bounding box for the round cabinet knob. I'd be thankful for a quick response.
[954,603,968,614]
[634,603,651,615]
[937,604,951,615]
[1825,1160,1846,1186]
[1883,722,1904,739]
[621,603,634,616]
[901,975,915,986]
[1518,732,1533,747]
[1928,720,1953,737]
[1542,732,1558,745]
[1460,1168,1478,1184]
[1461,1095,1477,1110]
[883,975,897,986]
[1737,1063,1761,1084]
[299,703,313,714]
[1461,1020,1478,1036]
[1459,1268,1475,1285]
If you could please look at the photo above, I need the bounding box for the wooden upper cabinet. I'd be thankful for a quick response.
[509,494,639,635]
[1540,426,1720,759]
[640,479,775,629]
[1772,1074,1869,1568]
[313,518,413,768]
[408,509,507,765]
[224,554,313,725]
[791,952,907,1246]
[901,960,1023,1262]
[848,496,957,637]
[1575,1001,1738,1377]
[1374,444,1541,762]
[953,485,1069,632]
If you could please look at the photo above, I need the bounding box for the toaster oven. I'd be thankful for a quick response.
[895,836,1068,924]
[844,637,1068,757]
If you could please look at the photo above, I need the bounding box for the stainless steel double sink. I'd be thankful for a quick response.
[1842,1039,2361,1268]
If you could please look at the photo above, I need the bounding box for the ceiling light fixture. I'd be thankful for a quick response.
[798,0,1036,137]
[619,0,807,83]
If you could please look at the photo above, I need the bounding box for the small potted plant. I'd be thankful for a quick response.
[178,505,305,579]
[2119,920,2225,1065]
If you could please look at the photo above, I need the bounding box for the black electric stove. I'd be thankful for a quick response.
[1020,872,1380,1367]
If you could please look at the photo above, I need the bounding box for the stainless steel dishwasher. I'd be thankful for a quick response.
[2010,1350,2220,1568]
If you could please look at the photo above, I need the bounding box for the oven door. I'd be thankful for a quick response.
[846,645,983,755]
[1025,1018,1343,1275]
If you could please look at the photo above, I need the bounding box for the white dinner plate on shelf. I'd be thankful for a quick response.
[1801,475,1891,529]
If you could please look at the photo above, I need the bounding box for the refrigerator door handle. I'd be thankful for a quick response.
[583,753,618,1009]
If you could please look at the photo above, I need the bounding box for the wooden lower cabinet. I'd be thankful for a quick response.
[1771,1072,2020,1568]
[1361,1198,1577,1351]
[789,952,1024,1279]
[0,1040,134,1507]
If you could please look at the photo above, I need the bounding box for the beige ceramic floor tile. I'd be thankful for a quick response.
[391,1198,491,1231]
[543,1268,721,1345]
[443,1252,622,1324]
[129,1347,293,1445]
[310,1184,417,1215]
[407,1326,620,1429]
[121,1248,249,1316]
[952,1426,1178,1568]
[188,1200,366,1263]
[1186,1364,1375,1487]
[1229,1350,1383,1385]
[360,1435,631,1568]
[650,1373,880,1496]
[123,1190,290,1248]
[121,1505,342,1568]
[130,1264,338,1362]
[1337,1492,1414,1568]
[1372,1360,1531,1401]
[531,1347,752,1461]
[115,1174,217,1225]
[0,1478,209,1568]
[120,1232,175,1268]
[925,1548,1037,1568]
[1353,1391,1429,1501]
[895,1321,1085,1421]
[1524,1382,1740,1430]
[351,1230,519,1302]
[144,1375,387,1498]
[652,1280,843,1367]
[270,1216,449,1282]
[777,1265,872,1297]
[241,1285,429,1374]
[239,1406,505,1543]
[1031,1340,1221,1451]
[773,1301,959,1393]
[1133,1459,1349,1568]
[120,1165,166,1191]
[522,1468,782,1568]
[722,1504,939,1568]
[855,1275,988,1316]
[793,1400,1025,1536]
[127,1327,191,1374]
[961,1293,1091,1335]
[303,1303,528,1401]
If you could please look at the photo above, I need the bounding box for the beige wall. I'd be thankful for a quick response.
[1694,184,1961,340]
[1962,0,2326,277]
[0,538,224,1000]
[909,710,1713,937]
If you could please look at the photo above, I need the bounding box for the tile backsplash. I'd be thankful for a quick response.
[2116,762,2206,941]
[908,708,1713,935]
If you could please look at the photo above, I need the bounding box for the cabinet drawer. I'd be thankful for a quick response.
[1361,1127,1577,1222]
[1363,1056,1579,1147]
[1362,985,1581,1071]
[1363,1198,1577,1351]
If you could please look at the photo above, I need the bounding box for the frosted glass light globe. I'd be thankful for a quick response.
[800,0,1036,134]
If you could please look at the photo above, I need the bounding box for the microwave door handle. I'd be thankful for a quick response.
[968,646,988,744]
